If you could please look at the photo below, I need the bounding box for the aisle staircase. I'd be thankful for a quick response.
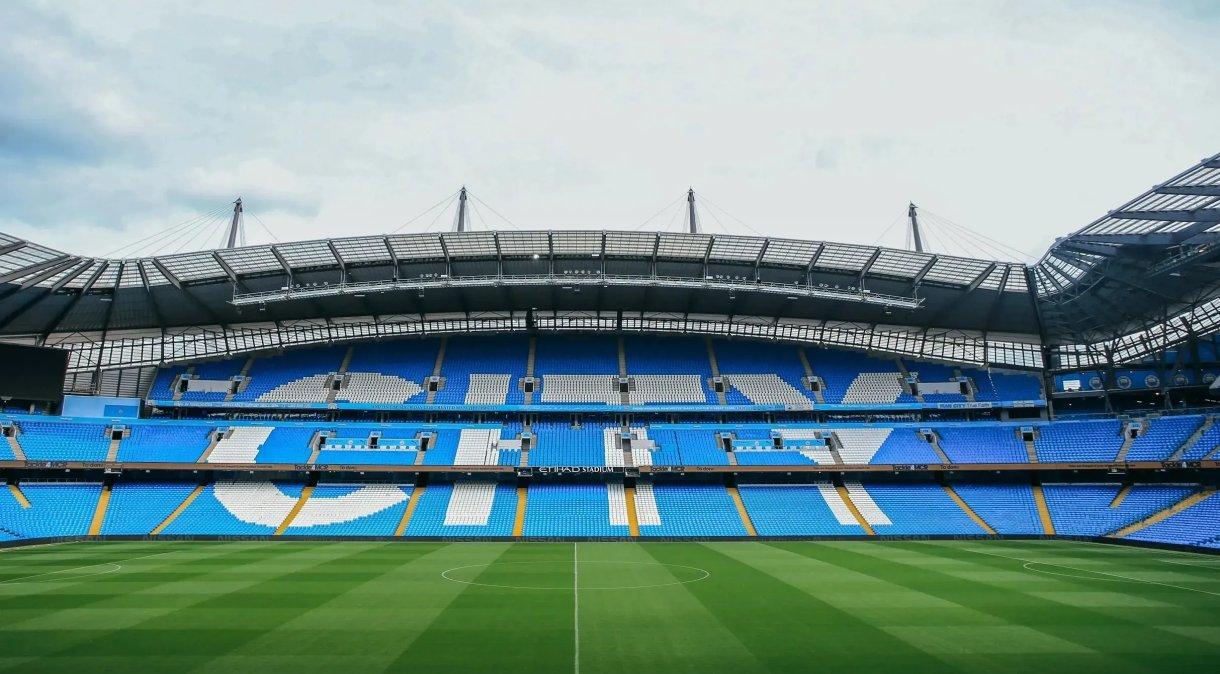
[1109,487,1216,538]
[87,483,113,535]
[1032,484,1055,534]
[150,485,205,535]
[727,485,757,536]
[512,485,528,537]
[395,484,425,536]
[942,484,996,534]
[274,485,315,535]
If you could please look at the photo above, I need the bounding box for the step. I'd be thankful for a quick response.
[1031,484,1055,535]
[1024,439,1039,463]
[834,484,876,536]
[1109,484,1131,508]
[173,365,195,402]
[617,336,628,377]
[705,338,728,405]
[512,485,528,537]
[1169,416,1214,461]
[395,484,425,536]
[150,484,206,535]
[624,484,641,537]
[224,359,255,402]
[942,484,996,534]
[7,483,30,508]
[1114,430,1135,462]
[5,435,25,461]
[524,336,537,405]
[796,347,826,404]
[274,485,315,535]
[105,438,121,463]
[726,486,757,536]
[1109,487,1217,538]
[928,434,951,464]
[425,337,448,404]
[87,484,113,536]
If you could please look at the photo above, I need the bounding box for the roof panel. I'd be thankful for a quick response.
[708,235,764,262]
[158,252,225,282]
[813,242,874,272]
[551,230,602,256]
[441,231,497,258]
[216,246,281,274]
[118,262,144,288]
[869,249,930,279]
[0,242,61,275]
[388,233,445,260]
[604,232,656,257]
[497,231,550,256]
[923,256,992,285]
[760,238,819,266]
[656,232,711,260]
[331,236,392,263]
[62,260,103,288]
[275,240,338,268]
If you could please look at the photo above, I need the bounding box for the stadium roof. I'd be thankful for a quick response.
[1034,152,1220,348]
[2,151,1218,367]
[0,230,1039,338]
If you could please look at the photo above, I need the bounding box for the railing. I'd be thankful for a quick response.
[230,273,923,310]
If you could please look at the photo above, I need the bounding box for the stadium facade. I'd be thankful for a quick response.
[0,153,1218,549]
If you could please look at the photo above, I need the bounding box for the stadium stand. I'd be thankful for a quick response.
[1125,415,1204,461]
[641,482,748,536]
[862,483,984,535]
[737,483,865,535]
[117,424,212,463]
[523,482,631,537]
[101,482,201,535]
[0,482,102,539]
[950,483,1042,534]
[405,481,518,537]
[938,426,1026,464]
[1034,420,1124,462]
[1126,492,1220,548]
[1041,483,1196,536]
[282,484,412,536]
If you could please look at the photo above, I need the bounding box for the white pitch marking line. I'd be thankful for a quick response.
[0,549,177,585]
[573,542,580,674]
[965,546,1220,597]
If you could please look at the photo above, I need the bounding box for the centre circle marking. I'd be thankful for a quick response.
[441,560,711,590]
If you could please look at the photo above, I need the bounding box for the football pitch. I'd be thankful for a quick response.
[1,540,1218,673]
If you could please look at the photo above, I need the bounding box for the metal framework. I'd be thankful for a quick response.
[3,151,1220,389]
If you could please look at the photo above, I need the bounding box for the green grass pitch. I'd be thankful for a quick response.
[1,540,1218,672]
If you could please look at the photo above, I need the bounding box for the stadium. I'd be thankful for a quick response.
[1,153,1219,671]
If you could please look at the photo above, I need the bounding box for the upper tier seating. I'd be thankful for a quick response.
[148,337,1048,409]
[530,423,611,466]
[435,336,530,405]
[18,421,110,461]
[207,426,275,463]
[809,348,915,405]
[870,429,941,464]
[1035,420,1124,462]
[938,426,1026,464]
[534,335,619,375]
[1125,415,1204,461]
[234,347,346,403]
[117,424,212,463]
[1181,421,1220,460]
[625,336,712,376]
[970,369,1044,402]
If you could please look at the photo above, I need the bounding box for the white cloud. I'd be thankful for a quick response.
[1,0,1217,262]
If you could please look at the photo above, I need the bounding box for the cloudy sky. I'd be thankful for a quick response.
[2,1,1217,262]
